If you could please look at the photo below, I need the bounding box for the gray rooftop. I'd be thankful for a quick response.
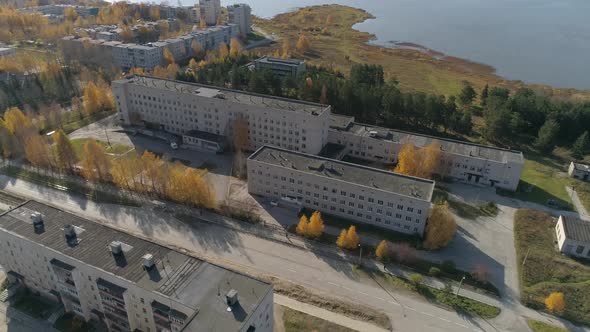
[572,162,590,172]
[249,145,435,201]
[119,75,330,116]
[255,56,305,66]
[331,117,524,164]
[561,216,590,243]
[0,201,272,331]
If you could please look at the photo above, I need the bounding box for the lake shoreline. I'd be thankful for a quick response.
[253,4,590,100]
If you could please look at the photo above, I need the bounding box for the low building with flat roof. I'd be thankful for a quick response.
[254,56,306,78]
[329,115,524,191]
[556,215,590,258]
[568,161,590,182]
[113,76,331,154]
[0,200,273,332]
[248,146,434,235]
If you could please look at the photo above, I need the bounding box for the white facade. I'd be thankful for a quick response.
[228,3,252,37]
[556,215,590,258]
[199,0,221,26]
[568,161,590,182]
[113,76,330,155]
[248,146,434,235]
[0,47,16,58]
[329,115,524,191]
[0,201,274,332]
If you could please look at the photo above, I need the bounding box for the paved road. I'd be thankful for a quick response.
[0,176,587,332]
[0,175,500,332]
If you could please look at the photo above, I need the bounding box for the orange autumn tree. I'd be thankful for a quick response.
[296,214,309,236]
[336,225,359,250]
[375,240,390,260]
[423,202,456,250]
[545,292,565,314]
[393,140,442,179]
[307,211,325,238]
[296,34,310,53]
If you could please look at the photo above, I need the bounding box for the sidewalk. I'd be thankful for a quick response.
[275,294,388,332]
[567,186,590,221]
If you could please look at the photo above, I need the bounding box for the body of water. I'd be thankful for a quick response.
[161,0,590,89]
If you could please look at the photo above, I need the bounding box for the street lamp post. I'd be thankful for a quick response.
[456,275,466,297]
[358,243,363,266]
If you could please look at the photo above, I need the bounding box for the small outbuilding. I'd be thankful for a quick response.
[556,215,590,258]
[568,161,590,182]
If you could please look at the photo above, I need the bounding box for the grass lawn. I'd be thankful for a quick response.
[526,319,569,332]
[12,291,56,319]
[355,267,501,319]
[499,156,574,211]
[1,165,141,207]
[281,306,356,332]
[572,180,590,213]
[514,209,590,325]
[70,138,131,156]
[61,110,115,134]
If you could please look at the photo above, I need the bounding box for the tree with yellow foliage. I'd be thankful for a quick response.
[375,240,390,260]
[191,40,205,60]
[53,130,78,173]
[24,135,53,169]
[307,211,325,238]
[281,38,291,58]
[120,27,134,43]
[163,48,175,66]
[544,292,565,314]
[296,34,310,53]
[336,225,360,250]
[64,7,78,21]
[199,19,207,29]
[141,150,166,195]
[423,203,456,250]
[80,140,111,183]
[394,142,419,176]
[149,6,160,21]
[128,67,146,76]
[218,43,229,61]
[3,107,32,136]
[233,117,249,152]
[229,38,242,58]
[296,215,309,236]
[418,140,442,179]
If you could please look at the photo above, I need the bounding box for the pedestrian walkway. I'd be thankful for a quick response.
[274,294,388,332]
[567,186,590,221]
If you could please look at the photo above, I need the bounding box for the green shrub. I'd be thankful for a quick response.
[409,273,423,286]
[441,260,456,273]
[428,267,441,277]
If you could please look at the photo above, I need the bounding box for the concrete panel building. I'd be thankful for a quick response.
[254,57,306,79]
[113,76,331,155]
[568,161,590,182]
[0,47,16,58]
[329,115,524,191]
[228,3,252,37]
[199,0,221,26]
[0,200,274,332]
[556,215,590,258]
[248,146,434,235]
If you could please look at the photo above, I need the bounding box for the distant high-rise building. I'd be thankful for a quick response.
[199,0,221,26]
[228,3,251,37]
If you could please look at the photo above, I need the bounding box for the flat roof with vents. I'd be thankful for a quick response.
[0,200,272,331]
[249,146,435,201]
[116,75,330,116]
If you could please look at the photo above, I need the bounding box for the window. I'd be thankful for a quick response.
[576,246,585,254]
[368,198,374,203]
[378,200,383,205]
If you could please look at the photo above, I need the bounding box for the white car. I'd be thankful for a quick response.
[170,142,178,150]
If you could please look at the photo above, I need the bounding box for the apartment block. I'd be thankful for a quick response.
[254,57,306,79]
[0,201,274,332]
[60,24,239,71]
[329,115,524,191]
[228,3,252,37]
[113,76,331,155]
[199,0,221,26]
[248,146,434,236]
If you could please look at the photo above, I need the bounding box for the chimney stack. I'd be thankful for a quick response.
[142,254,155,270]
[226,289,238,306]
